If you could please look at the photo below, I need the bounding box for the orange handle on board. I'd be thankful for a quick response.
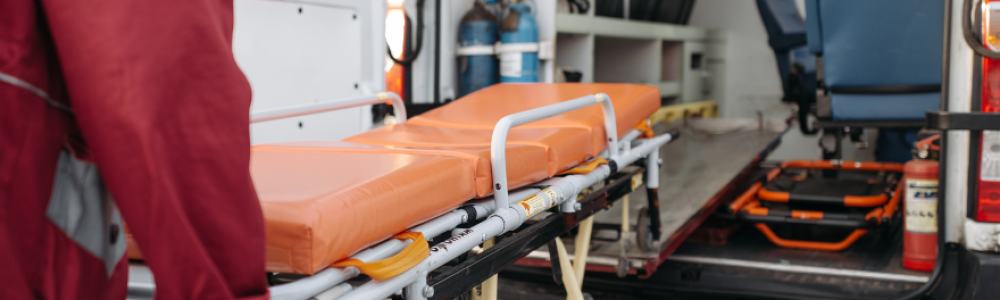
[331,231,429,280]
[755,223,867,251]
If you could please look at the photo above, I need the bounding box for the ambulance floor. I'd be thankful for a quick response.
[499,222,931,300]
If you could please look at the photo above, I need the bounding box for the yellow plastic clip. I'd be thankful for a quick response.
[634,119,655,139]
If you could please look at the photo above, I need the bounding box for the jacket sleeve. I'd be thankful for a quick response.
[39,0,269,298]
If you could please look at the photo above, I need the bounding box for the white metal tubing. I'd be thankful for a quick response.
[597,130,641,159]
[340,212,515,300]
[404,273,430,300]
[491,93,618,217]
[620,129,641,154]
[613,133,675,168]
[249,92,406,124]
[313,283,353,300]
[620,129,642,144]
[646,146,660,189]
[270,267,359,300]
[269,188,541,299]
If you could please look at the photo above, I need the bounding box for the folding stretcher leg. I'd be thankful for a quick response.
[478,238,499,300]
[617,195,631,278]
[554,238,586,300]
[573,216,594,287]
[645,149,662,240]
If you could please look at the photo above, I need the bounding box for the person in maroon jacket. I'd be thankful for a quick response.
[0,0,270,299]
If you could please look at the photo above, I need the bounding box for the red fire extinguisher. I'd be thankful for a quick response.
[903,135,940,272]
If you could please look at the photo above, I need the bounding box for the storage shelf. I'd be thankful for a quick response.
[656,81,681,97]
[555,13,708,41]
[550,12,720,103]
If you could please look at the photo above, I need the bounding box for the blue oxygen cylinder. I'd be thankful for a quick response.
[499,2,539,83]
[458,1,498,96]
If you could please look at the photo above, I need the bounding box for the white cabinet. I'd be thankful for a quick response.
[548,12,723,103]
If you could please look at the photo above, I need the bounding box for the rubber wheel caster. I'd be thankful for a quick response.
[636,207,656,253]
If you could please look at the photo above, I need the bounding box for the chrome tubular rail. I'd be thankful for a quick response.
[249,92,406,124]
[489,93,618,218]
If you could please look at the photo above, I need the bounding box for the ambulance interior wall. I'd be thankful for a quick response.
[687,0,875,161]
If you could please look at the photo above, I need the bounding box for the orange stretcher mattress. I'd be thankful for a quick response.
[126,83,661,275]
[345,125,593,196]
[407,83,661,155]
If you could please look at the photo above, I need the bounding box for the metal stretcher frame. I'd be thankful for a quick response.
[338,94,675,300]
[127,90,677,300]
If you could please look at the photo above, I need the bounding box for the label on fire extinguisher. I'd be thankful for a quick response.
[905,178,939,234]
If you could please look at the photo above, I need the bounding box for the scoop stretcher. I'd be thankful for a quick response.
[126,83,678,300]
[729,160,904,251]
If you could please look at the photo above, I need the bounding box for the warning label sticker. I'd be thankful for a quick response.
[905,178,939,233]
[519,195,547,218]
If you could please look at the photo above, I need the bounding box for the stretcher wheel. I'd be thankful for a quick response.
[636,207,656,253]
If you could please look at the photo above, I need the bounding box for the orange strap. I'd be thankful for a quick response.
[558,157,609,175]
[331,231,428,280]
[635,119,655,138]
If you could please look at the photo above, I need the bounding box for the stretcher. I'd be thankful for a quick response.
[728,160,904,251]
[126,83,679,300]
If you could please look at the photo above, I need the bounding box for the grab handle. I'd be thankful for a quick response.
[330,231,428,281]
[250,92,406,124]
[490,93,618,213]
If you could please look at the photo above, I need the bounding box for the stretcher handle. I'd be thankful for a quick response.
[330,231,428,281]
[757,189,890,207]
[491,93,618,213]
[738,198,884,228]
[249,92,406,124]
[755,223,868,251]
[779,160,905,172]
[727,168,781,213]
